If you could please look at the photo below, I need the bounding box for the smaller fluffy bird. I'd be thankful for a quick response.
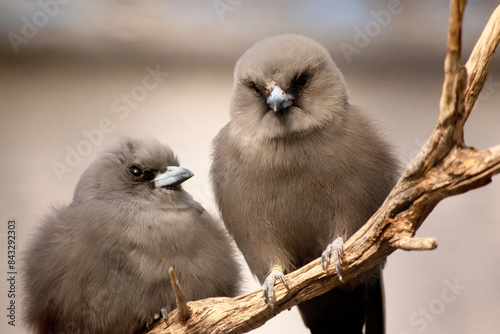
[24,137,240,334]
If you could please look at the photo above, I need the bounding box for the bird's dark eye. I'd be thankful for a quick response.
[129,165,143,177]
[251,83,261,95]
[294,74,309,88]
[243,80,262,96]
[129,165,157,182]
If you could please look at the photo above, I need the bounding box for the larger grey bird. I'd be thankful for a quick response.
[24,137,240,334]
[211,34,399,333]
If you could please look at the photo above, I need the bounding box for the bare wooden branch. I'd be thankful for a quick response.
[145,1,500,333]
[465,5,500,114]
[391,236,438,251]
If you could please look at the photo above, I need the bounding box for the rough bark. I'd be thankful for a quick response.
[145,1,500,333]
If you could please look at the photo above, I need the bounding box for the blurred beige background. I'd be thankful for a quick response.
[1,1,499,333]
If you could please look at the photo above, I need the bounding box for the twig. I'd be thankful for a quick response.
[168,267,191,324]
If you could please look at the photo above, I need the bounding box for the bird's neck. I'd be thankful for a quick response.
[236,129,332,173]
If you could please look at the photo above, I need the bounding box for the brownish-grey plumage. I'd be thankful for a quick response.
[211,34,399,333]
[24,137,240,334]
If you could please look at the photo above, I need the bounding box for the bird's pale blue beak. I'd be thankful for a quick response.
[153,166,194,188]
[266,86,294,112]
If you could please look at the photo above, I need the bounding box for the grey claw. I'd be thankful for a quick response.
[262,268,288,311]
[161,307,168,324]
[321,237,345,282]
[145,316,154,328]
